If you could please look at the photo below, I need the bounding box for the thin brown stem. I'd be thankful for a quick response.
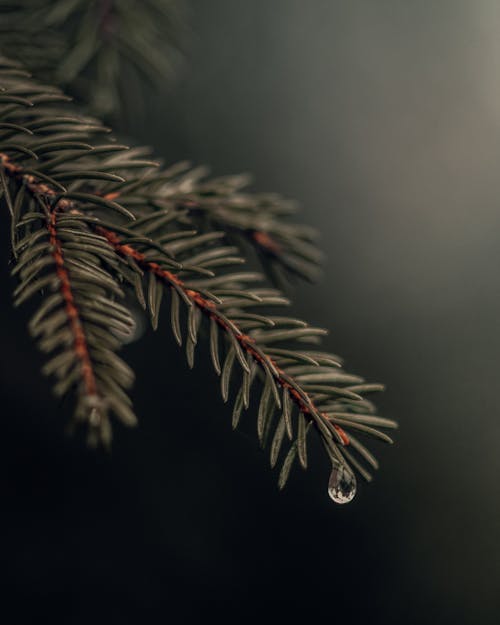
[48,208,99,400]
[97,226,349,446]
[0,150,348,445]
[1,151,100,407]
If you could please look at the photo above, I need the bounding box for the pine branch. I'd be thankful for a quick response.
[91,221,396,492]
[87,163,323,285]
[1,148,136,443]
[0,56,396,501]
[0,1,321,286]
[147,164,324,285]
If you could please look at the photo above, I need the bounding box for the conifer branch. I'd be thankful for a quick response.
[95,163,323,285]
[0,55,396,500]
[91,222,395,488]
[0,0,321,286]
[167,170,324,284]
[1,147,136,443]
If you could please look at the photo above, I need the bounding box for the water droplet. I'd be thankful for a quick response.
[328,463,357,504]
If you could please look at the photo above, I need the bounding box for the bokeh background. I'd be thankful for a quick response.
[2,1,499,623]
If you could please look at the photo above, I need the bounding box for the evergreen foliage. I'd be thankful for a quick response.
[0,48,396,499]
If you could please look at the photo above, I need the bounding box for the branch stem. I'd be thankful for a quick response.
[97,226,349,446]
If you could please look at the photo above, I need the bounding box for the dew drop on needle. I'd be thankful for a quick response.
[328,463,356,504]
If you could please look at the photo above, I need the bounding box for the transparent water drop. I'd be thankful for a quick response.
[328,463,357,504]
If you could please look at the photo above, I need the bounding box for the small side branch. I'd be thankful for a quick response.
[48,209,99,403]
[98,226,350,447]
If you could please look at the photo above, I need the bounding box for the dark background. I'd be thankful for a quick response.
[2,1,499,624]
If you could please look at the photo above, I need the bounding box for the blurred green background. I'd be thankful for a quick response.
[2,1,499,623]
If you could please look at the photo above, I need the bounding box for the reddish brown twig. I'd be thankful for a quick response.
[48,209,98,399]
[1,151,348,445]
[252,230,283,255]
[2,152,99,406]
[0,152,73,210]
[97,226,349,446]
